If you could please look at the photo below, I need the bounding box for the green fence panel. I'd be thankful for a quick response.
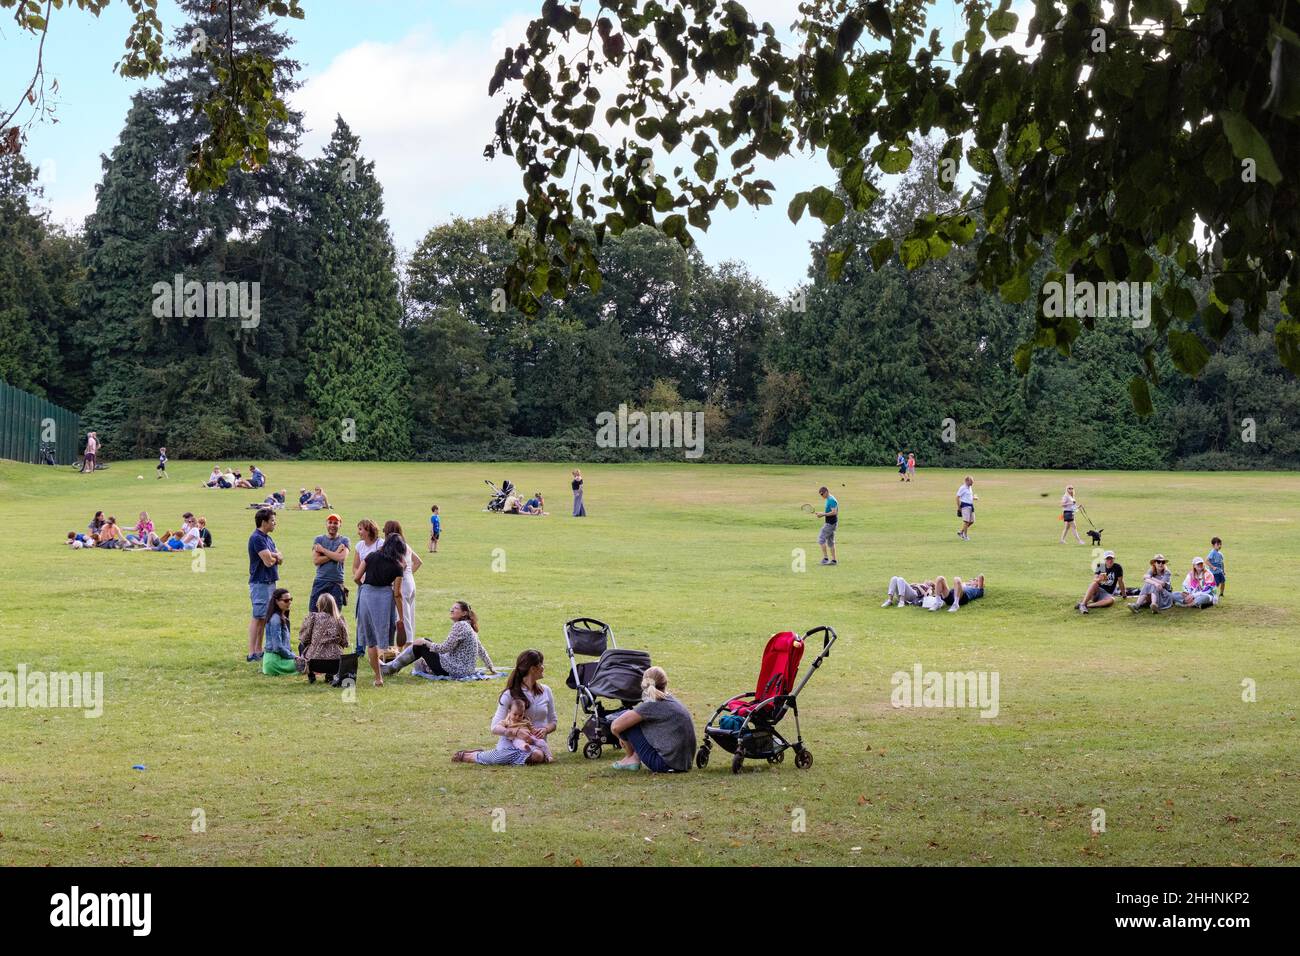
[0,380,82,465]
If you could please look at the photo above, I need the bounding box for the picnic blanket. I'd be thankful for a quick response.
[412,669,505,683]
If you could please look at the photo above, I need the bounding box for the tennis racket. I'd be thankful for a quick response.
[800,503,815,513]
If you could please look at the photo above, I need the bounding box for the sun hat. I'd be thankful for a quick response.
[1151,553,1167,563]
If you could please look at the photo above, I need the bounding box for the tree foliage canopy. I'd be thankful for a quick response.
[486,0,1300,404]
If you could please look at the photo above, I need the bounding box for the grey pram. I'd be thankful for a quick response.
[563,617,651,759]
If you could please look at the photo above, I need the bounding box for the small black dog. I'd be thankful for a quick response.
[1086,529,1104,546]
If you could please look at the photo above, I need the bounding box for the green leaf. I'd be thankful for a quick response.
[1012,342,1034,375]
[868,237,894,270]
[864,1,893,40]
[1276,317,1300,374]
[694,152,718,181]
[899,237,928,269]
[986,10,1018,40]
[1219,111,1283,185]
[999,271,1031,303]
[826,247,847,281]
[1128,376,1154,416]
[879,144,913,174]
[788,191,810,225]
[1167,329,1210,376]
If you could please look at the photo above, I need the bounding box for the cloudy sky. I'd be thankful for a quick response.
[4,0,988,295]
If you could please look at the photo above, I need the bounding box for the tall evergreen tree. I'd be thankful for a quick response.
[301,117,410,460]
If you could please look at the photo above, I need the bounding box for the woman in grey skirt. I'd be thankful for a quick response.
[571,469,586,516]
[1130,554,1175,614]
[353,531,406,685]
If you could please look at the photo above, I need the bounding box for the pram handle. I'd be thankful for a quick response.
[801,625,837,656]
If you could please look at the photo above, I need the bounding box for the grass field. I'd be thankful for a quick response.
[1,459,1297,866]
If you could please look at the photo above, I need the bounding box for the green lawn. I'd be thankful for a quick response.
[1,459,1296,866]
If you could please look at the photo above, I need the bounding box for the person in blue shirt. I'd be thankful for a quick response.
[261,588,300,676]
[809,485,839,566]
[428,505,441,553]
[247,508,282,662]
[156,447,168,480]
[249,464,265,489]
[1207,537,1226,597]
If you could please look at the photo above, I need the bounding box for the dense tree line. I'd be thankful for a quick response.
[2,3,1297,469]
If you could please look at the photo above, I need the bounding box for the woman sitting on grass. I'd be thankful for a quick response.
[382,601,494,679]
[126,511,154,548]
[1172,557,1218,609]
[1130,554,1175,614]
[96,516,126,549]
[261,588,300,675]
[453,650,555,765]
[298,592,349,683]
[609,666,697,773]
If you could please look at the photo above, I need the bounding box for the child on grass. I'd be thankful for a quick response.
[502,698,552,762]
[429,505,441,553]
[1207,537,1226,597]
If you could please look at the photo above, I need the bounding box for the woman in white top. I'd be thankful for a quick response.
[353,519,385,643]
[1059,484,1084,544]
[453,649,556,765]
[382,519,421,646]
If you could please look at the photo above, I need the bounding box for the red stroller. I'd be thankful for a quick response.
[696,626,838,773]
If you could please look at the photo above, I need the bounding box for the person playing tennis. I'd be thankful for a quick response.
[807,486,839,566]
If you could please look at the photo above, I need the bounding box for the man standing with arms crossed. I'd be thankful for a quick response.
[309,513,350,614]
[956,475,977,541]
[247,508,282,662]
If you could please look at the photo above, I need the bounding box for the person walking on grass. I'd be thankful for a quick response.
[1077,551,1125,613]
[956,476,976,540]
[1060,484,1084,544]
[809,485,838,565]
[309,513,350,616]
[247,508,282,662]
[156,447,168,479]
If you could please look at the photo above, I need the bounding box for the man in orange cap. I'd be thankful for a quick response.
[309,512,351,614]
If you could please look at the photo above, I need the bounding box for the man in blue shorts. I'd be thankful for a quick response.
[247,508,282,662]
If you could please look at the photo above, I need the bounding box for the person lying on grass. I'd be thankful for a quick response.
[66,531,94,548]
[1077,551,1125,614]
[248,489,287,510]
[609,666,697,773]
[520,492,547,515]
[930,574,985,613]
[261,588,301,676]
[881,576,934,607]
[453,650,555,765]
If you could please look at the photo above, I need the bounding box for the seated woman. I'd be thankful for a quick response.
[1130,554,1174,614]
[382,601,494,678]
[609,666,697,773]
[205,466,223,488]
[261,588,300,675]
[1172,557,1218,608]
[218,469,237,489]
[452,650,555,765]
[88,511,106,538]
[502,493,522,514]
[932,573,985,613]
[520,492,546,515]
[298,592,349,683]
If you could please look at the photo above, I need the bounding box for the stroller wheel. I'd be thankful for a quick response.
[583,741,602,760]
[567,728,580,753]
[794,748,813,770]
[695,746,710,769]
[767,751,785,765]
[731,753,745,774]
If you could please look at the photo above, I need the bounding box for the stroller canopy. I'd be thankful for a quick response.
[585,648,651,701]
[752,631,805,701]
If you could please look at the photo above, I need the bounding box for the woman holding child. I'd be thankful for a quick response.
[452,650,555,765]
